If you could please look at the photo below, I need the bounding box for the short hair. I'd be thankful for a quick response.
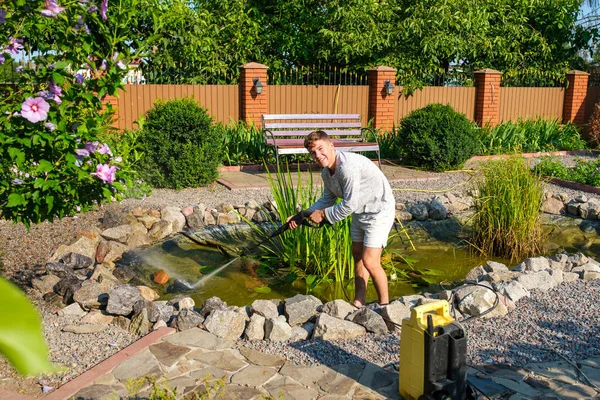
[304,130,330,150]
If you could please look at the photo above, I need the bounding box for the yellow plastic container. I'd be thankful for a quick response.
[399,300,455,400]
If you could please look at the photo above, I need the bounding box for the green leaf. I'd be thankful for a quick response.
[54,61,69,70]
[0,278,55,375]
[7,193,27,207]
[51,72,65,86]
[46,195,54,212]
[8,148,25,165]
[37,160,53,173]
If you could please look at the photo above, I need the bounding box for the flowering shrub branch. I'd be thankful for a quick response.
[0,0,158,227]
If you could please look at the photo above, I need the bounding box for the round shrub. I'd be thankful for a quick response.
[399,104,479,171]
[139,98,223,189]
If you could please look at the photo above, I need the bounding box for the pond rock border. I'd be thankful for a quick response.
[33,200,600,344]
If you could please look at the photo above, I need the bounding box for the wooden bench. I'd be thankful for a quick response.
[262,114,381,168]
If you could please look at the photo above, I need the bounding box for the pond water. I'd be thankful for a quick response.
[116,215,600,307]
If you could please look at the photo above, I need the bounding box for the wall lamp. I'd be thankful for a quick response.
[384,80,394,96]
[253,77,263,95]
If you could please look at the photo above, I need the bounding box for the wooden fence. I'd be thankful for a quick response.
[110,83,587,131]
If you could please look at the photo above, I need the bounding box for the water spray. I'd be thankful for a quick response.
[180,209,328,287]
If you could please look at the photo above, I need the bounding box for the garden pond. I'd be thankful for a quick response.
[116,214,600,307]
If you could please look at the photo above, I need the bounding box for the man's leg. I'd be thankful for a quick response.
[352,242,389,306]
[352,241,369,307]
[362,246,389,305]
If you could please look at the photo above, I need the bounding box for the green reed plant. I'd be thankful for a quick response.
[479,118,586,155]
[472,156,544,261]
[260,164,355,290]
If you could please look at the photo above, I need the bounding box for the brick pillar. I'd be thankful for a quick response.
[563,70,589,125]
[368,66,396,132]
[239,62,268,126]
[474,69,501,127]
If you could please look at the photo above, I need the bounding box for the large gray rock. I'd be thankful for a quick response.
[284,294,322,326]
[73,281,115,310]
[32,275,60,295]
[174,309,205,331]
[542,197,565,215]
[516,270,555,291]
[102,241,129,264]
[347,307,388,334]
[244,314,265,341]
[313,313,366,340]
[147,302,174,323]
[204,308,248,340]
[265,316,292,341]
[465,265,487,282]
[200,296,229,317]
[484,261,509,273]
[161,206,186,232]
[408,203,428,221]
[106,284,144,316]
[50,231,100,262]
[100,224,131,244]
[457,286,505,318]
[186,210,205,229]
[321,299,355,320]
[148,220,172,241]
[499,280,530,303]
[127,222,151,248]
[251,299,279,320]
[290,322,314,341]
[514,257,550,273]
[380,301,411,331]
[428,198,448,220]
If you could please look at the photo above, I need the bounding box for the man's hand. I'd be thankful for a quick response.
[309,209,326,224]
[286,215,299,230]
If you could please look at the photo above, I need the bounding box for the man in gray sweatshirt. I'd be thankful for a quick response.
[287,130,395,307]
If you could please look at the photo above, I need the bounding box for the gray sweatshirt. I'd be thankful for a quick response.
[308,151,395,224]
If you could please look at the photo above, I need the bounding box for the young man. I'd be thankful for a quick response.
[287,130,396,307]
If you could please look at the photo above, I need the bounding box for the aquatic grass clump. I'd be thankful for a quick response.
[247,164,354,291]
[472,156,544,261]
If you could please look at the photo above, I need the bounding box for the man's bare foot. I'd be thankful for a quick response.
[353,300,364,308]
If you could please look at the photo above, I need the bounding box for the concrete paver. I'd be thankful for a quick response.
[57,324,600,399]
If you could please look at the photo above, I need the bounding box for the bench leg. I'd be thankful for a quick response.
[377,151,382,171]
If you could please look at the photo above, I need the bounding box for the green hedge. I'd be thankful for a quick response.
[138,98,223,189]
[398,103,479,171]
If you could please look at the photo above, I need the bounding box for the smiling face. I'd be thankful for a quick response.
[307,138,336,170]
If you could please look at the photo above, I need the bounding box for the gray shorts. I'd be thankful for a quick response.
[350,209,395,248]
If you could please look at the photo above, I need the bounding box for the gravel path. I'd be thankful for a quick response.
[1,153,599,395]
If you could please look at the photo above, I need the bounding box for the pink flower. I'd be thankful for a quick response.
[100,0,108,20]
[49,80,62,97]
[91,164,117,184]
[41,0,66,17]
[97,143,113,156]
[6,37,23,55]
[21,97,50,123]
[84,141,98,153]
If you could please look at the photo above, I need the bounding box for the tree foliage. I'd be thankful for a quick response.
[138,0,597,84]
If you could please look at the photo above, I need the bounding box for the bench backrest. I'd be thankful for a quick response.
[262,114,364,138]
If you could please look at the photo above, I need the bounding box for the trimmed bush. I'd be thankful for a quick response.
[138,98,223,189]
[398,104,478,171]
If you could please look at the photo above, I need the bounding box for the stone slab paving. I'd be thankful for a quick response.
[63,326,600,399]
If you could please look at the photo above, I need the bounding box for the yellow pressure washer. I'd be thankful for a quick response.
[399,300,474,400]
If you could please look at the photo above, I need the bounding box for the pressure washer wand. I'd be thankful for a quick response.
[242,209,326,256]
